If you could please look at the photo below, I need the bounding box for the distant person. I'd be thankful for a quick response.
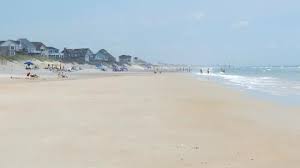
[200,69,203,74]
[207,68,210,74]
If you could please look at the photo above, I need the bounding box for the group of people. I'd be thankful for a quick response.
[47,64,69,78]
[24,63,69,80]
[199,68,226,74]
[58,71,68,78]
[47,64,66,72]
[177,67,192,72]
[199,68,210,74]
[154,69,163,74]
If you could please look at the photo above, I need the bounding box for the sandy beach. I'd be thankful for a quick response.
[0,73,300,168]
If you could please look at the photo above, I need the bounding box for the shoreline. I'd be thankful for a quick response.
[192,72,300,108]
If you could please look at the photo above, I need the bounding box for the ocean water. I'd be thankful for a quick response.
[194,66,300,105]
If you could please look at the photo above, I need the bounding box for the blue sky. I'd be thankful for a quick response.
[1,0,300,65]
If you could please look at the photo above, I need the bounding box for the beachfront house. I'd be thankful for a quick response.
[0,38,61,59]
[0,40,21,56]
[47,47,61,59]
[62,48,93,63]
[119,55,132,65]
[32,42,48,56]
[0,46,13,56]
[93,49,116,63]
[18,38,37,55]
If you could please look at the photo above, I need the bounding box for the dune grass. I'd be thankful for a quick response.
[0,55,54,62]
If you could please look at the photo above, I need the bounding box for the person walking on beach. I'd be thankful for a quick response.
[207,68,210,74]
[200,68,203,74]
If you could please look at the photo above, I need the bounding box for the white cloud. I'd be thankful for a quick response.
[232,20,249,29]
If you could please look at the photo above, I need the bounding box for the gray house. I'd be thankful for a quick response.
[18,38,37,54]
[119,55,132,65]
[32,42,48,56]
[0,40,20,56]
[62,48,93,63]
[93,49,116,63]
[47,47,61,59]
[0,46,13,56]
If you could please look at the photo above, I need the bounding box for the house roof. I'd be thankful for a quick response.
[18,38,36,49]
[47,47,58,50]
[96,49,115,58]
[62,48,93,55]
[96,49,112,56]
[11,40,20,45]
[0,40,20,46]
[32,42,47,49]
[119,55,132,59]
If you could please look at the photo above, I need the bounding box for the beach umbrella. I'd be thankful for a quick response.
[24,61,34,66]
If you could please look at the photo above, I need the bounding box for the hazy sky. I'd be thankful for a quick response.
[1,0,300,65]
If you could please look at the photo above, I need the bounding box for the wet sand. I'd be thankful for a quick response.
[0,73,299,168]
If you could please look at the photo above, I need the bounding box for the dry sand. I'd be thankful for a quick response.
[0,73,299,168]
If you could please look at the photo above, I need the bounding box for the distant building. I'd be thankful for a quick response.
[0,40,20,56]
[93,49,116,63]
[32,42,48,56]
[47,47,61,59]
[0,46,13,56]
[62,48,93,63]
[18,38,37,54]
[119,55,132,64]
